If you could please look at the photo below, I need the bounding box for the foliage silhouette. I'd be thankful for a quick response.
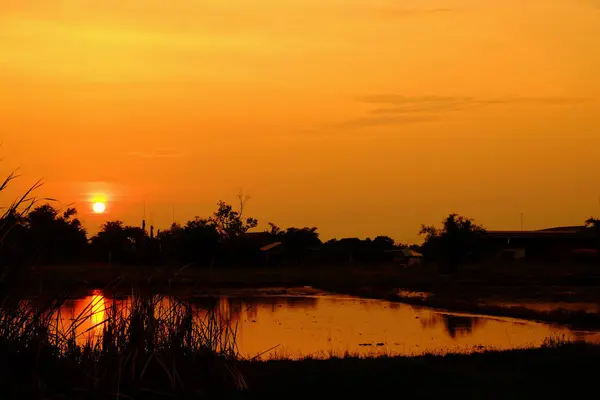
[419,213,486,274]
[1,204,87,267]
[281,227,321,264]
[90,220,145,264]
[372,235,396,251]
[213,195,258,238]
[585,217,600,262]
[159,218,220,266]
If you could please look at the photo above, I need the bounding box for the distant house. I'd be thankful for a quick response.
[243,232,277,244]
[259,241,285,265]
[484,226,597,262]
[385,249,424,267]
[238,232,283,266]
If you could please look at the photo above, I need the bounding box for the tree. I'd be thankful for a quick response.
[372,235,396,251]
[157,219,220,267]
[585,217,600,230]
[266,222,283,236]
[182,217,219,266]
[22,204,88,264]
[419,213,486,274]
[90,220,145,264]
[281,227,322,265]
[211,194,258,239]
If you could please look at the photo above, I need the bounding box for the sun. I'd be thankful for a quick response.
[92,202,106,214]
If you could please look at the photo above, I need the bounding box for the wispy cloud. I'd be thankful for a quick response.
[364,7,461,18]
[335,95,593,128]
[126,149,185,159]
[335,115,439,129]
[360,94,589,107]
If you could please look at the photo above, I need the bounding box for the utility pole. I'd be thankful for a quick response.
[520,213,524,231]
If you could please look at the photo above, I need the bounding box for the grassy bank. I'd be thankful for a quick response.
[236,342,600,399]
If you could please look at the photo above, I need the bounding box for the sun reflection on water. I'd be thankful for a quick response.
[37,289,600,359]
[90,291,105,334]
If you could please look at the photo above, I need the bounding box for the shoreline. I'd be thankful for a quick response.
[324,286,600,330]
[237,342,600,398]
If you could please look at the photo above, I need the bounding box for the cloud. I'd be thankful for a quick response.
[364,96,477,115]
[334,115,440,129]
[358,94,591,115]
[366,7,460,17]
[333,95,593,129]
[126,149,185,159]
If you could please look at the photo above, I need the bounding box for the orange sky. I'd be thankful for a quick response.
[1,0,599,243]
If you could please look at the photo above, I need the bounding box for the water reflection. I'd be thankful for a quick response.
[29,290,600,359]
[419,313,484,338]
[442,315,482,338]
[192,296,319,326]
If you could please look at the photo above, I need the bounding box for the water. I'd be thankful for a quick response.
[42,288,600,359]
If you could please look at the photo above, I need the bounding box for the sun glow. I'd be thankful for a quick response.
[93,202,106,214]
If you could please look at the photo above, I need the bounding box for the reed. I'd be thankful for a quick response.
[0,289,245,399]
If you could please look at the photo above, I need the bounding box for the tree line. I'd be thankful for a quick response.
[0,199,414,268]
[1,198,598,272]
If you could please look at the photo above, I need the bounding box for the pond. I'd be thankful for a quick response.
[34,288,600,359]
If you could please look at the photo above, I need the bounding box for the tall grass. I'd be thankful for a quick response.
[0,289,246,399]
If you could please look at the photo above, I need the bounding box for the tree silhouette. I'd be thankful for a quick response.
[212,198,258,239]
[420,213,486,274]
[282,227,322,264]
[266,222,283,236]
[585,217,600,230]
[372,235,396,251]
[90,220,145,264]
[181,217,219,266]
[21,204,87,265]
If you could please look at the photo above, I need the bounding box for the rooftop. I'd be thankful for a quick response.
[486,226,591,239]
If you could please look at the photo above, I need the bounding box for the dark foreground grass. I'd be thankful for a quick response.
[0,290,246,399]
[236,342,600,399]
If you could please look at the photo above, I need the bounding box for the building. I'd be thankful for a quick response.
[385,248,424,267]
[484,226,597,262]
